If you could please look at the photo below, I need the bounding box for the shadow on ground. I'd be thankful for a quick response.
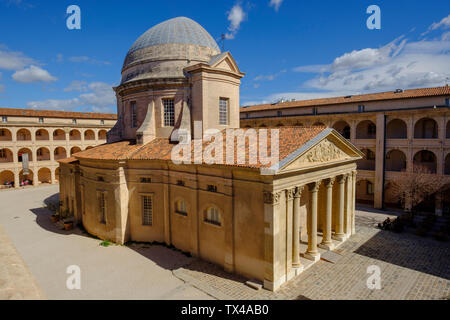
[29,192,249,286]
[354,229,450,280]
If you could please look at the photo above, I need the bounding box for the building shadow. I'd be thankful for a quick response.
[354,230,450,280]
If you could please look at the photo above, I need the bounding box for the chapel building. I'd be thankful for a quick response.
[59,17,363,291]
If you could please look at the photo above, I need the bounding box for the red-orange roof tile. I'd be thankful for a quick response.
[240,86,450,112]
[74,126,327,168]
[0,107,117,120]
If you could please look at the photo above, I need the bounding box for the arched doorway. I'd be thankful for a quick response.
[69,129,81,141]
[36,147,50,161]
[414,118,438,139]
[17,128,31,141]
[0,128,12,141]
[84,130,95,140]
[0,148,13,163]
[333,120,351,139]
[413,150,437,174]
[53,129,66,141]
[35,129,49,141]
[385,150,407,172]
[54,147,67,160]
[70,147,81,156]
[356,120,376,139]
[98,130,107,140]
[19,169,34,186]
[386,119,407,139]
[38,168,51,184]
[357,149,376,170]
[0,170,14,187]
[18,148,32,162]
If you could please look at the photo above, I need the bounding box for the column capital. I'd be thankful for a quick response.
[337,174,348,184]
[308,181,321,192]
[294,186,304,198]
[351,170,357,178]
[325,177,335,188]
[286,188,296,200]
[263,190,282,205]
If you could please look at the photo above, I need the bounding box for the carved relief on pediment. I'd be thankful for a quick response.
[298,139,348,164]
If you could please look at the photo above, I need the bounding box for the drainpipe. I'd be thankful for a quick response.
[381,114,387,210]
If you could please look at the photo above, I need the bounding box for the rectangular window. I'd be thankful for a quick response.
[39,117,44,123]
[140,177,151,183]
[163,99,174,126]
[72,119,77,124]
[207,185,217,193]
[130,101,137,128]
[98,191,106,224]
[142,195,153,226]
[0,149,6,158]
[205,207,221,226]
[100,119,105,125]
[1,116,7,123]
[358,105,365,113]
[446,98,450,107]
[367,182,374,195]
[219,98,229,125]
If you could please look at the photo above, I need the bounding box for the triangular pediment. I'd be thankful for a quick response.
[275,129,364,173]
[209,52,241,73]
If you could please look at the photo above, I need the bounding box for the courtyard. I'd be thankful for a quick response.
[0,185,449,300]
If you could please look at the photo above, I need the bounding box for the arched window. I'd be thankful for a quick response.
[205,207,221,226]
[175,200,187,216]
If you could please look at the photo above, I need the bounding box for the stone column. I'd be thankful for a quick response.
[304,181,321,262]
[374,113,386,209]
[351,170,357,235]
[14,169,19,188]
[320,178,335,250]
[292,186,304,272]
[345,172,353,236]
[333,175,347,241]
[263,190,283,291]
[51,168,56,184]
[285,188,295,281]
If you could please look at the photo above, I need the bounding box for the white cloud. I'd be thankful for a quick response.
[27,82,115,111]
[292,35,450,93]
[12,65,57,83]
[254,69,286,81]
[64,80,88,92]
[68,56,111,65]
[0,46,36,70]
[269,0,283,12]
[225,4,246,40]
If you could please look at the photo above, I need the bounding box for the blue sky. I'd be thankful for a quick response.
[0,0,449,112]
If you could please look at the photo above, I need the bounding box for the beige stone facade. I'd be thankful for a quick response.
[240,87,450,215]
[58,17,363,291]
[0,109,116,188]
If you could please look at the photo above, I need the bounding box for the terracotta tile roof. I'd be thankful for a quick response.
[0,108,117,120]
[240,86,450,112]
[58,157,78,164]
[74,126,327,168]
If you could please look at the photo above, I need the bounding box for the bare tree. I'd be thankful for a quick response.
[389,164,445,213]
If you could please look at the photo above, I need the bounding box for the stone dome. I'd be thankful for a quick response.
[121,17,221,83]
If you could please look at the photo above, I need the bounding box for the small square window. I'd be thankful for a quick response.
[97,176,104,182]
[72,119,77,124]
[1,116,7,123]
[100,119,105,125]
[140,177,151,183]
[39,117,44,123]
[207,185,217,193]
[176,180,185,186]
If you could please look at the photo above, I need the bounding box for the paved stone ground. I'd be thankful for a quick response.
[0,224,45,300]
[1,186,449,300]
[173,207,450,300]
